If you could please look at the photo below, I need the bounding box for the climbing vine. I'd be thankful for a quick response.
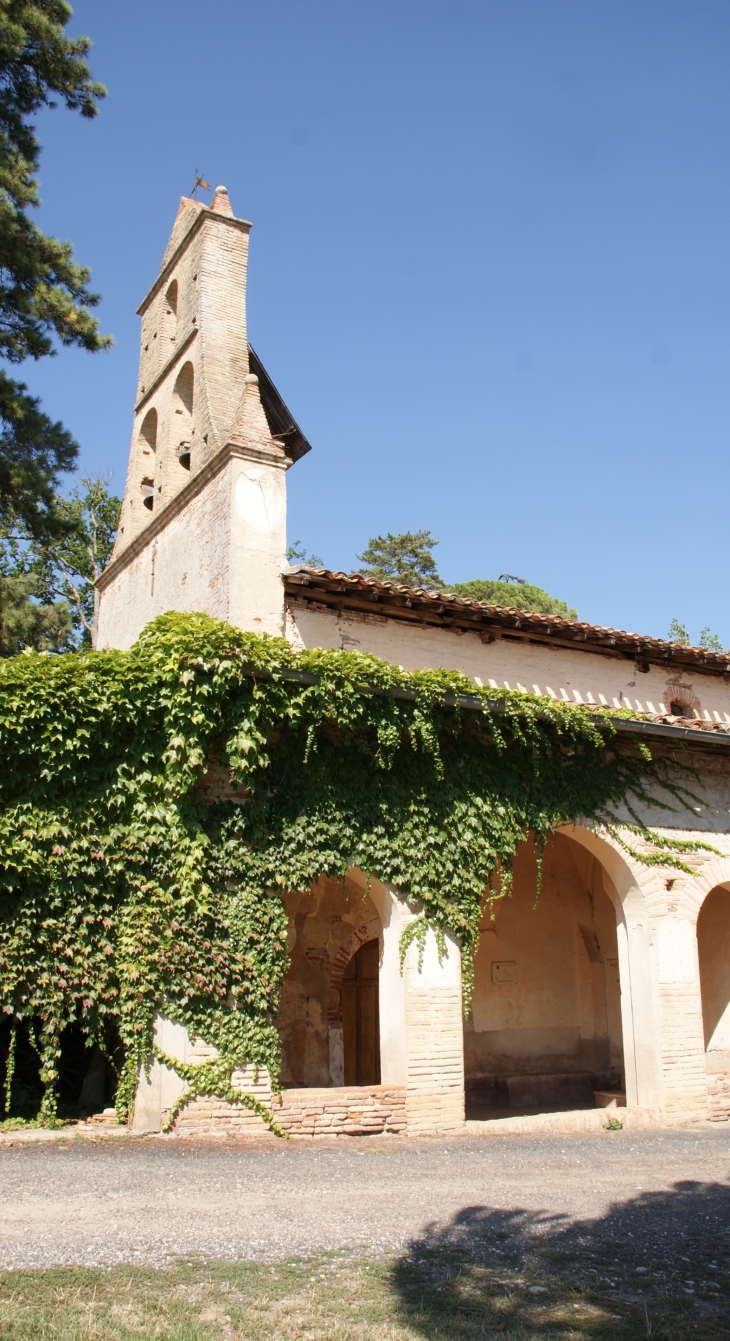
[0,613,711,1126]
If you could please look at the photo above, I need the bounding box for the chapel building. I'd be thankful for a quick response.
[96,191,730,1137]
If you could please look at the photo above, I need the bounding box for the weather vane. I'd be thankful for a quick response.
[191,170,211,200]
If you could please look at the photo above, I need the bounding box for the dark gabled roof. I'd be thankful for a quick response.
[248,344,311,463]
[283,567,730,679]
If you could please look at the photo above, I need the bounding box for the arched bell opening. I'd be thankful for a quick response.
[464,832,624,1119]
[140,476,155,511]
[697,884,730,1119]
[171,361,194,471]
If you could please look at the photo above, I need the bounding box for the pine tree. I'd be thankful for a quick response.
[356,530,444,588]
[0,1,110,538]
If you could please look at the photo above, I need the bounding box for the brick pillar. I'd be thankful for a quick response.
[403,927,465,1135]
[654,915,708,1122]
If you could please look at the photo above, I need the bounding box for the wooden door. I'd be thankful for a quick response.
[342,938,381,1086]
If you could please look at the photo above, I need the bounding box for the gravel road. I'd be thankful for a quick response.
[0,1126,728,1270]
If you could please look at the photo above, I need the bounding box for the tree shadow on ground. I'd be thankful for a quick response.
[389,1178,730,1338]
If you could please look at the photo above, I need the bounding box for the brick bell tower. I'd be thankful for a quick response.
[95,187,310,650]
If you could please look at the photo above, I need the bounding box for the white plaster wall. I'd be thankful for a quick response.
[289,605,730,725]
[228,456,288,637]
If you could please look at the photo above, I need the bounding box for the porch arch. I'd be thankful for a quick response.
[557,824,663,1109]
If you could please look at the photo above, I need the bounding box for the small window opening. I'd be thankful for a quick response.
[670,700,690,718]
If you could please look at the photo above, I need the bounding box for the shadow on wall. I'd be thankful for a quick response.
[388,1177,730,1337]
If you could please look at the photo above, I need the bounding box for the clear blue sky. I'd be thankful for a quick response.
[26,0,730,643]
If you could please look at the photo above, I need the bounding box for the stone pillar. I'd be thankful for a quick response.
[132,1017,191,1132]
[377,885,409,1086]
[617,889,664,1109]
[402,927,465,1135]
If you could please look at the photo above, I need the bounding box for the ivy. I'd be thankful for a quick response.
[0,612,711,1127]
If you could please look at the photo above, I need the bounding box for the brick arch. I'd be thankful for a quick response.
[325,919,381,1027]
[664,678,701,720]
[679,859,730,925]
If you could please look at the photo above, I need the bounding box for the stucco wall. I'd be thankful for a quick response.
[288,603,730,725]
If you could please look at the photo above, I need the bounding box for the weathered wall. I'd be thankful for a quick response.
[465,833,622,1112]
[287,603,730,726]
[96,445,288,649]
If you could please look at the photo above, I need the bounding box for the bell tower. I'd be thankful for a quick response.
[95,188,310,650]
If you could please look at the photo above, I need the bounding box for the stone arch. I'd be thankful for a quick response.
[170,362,194,469]
[671,853,730,927]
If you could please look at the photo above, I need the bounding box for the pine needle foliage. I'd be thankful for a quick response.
[357,530,444,587]
[0,613,708,1126]
[0,0,110,536]
[446,578,577,619]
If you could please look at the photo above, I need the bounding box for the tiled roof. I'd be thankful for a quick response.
[283,567,730,679]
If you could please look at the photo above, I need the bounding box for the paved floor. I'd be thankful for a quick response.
[0,1125,728,1270]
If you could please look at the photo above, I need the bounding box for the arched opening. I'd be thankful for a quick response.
[276,875,382,1088]
[171,362,193,470]
[665,681,700,719]
[697,885,730,1119]
[465,832,624,1118]
[343,938,381,1085]
[137,407,157,455]
[162,279,178,349]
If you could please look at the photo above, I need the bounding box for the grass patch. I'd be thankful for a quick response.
[0,1235,728,1341]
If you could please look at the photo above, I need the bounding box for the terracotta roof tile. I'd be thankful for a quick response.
[284,567,730,678]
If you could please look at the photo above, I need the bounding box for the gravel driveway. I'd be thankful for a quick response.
[1,1126,728,1270]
